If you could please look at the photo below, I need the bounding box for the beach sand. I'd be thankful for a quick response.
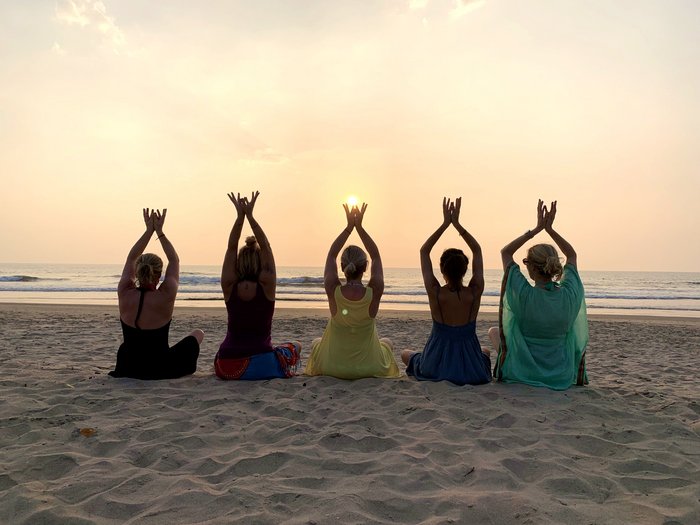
[0,303,698,524]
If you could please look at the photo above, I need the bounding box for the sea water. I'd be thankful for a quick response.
[0,263,698,317]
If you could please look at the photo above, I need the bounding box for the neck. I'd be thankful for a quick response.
[445,280,462,291]
[346,279,363,286]
[534,277,552,288]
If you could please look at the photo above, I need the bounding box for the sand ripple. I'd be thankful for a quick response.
[0,305,698,524]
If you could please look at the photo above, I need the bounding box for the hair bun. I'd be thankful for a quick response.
[245,236,258,248]
[345,262,357,274]
[543,255,563,279]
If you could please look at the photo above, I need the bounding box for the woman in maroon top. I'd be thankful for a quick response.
[214,191,301,379]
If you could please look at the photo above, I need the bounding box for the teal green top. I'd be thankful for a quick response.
[495,263,588,390]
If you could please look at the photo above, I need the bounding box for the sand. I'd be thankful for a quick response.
[0,303,698,525]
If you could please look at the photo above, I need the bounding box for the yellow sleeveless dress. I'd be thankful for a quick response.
[305,286,401,379]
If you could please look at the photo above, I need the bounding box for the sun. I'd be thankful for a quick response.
[347,195,359,207]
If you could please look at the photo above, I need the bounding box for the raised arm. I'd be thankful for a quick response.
[221,192,245,300]
[353,204,382,290]
[451,197,484,294]
[500,199,546,271]
[352,204,384,318]
[242,191,277,297]
[323,204,354,297]
[153,209,179,297]
[544,201,577,267]
[118,209,156,294]
[420,198,451,295]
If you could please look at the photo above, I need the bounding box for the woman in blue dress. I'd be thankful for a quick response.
[401,197,492,385]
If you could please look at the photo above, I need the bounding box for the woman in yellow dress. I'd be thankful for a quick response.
[305,203,401,379]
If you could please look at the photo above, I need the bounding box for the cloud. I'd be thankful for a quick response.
[450,0,486,20]
[55,0,125,51]
[51,42,66,56]
[408,0,430,9]
[238,147,290,165]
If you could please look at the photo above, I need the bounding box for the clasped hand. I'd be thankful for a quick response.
[228,191,260,220]
[534,199,557,234]
[343,202,367,231]
[143,208,167,235]
[441,197,464,230]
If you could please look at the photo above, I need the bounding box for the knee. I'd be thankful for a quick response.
[380,337,394,351]
[190,329,205,345]
[488,326,499,338]
[401,350,415,365]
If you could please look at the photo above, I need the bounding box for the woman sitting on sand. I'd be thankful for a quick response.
[305,203,401,380]
[110,209,203,380]
[401,197,491,385]
[489,200,588,390]
[214,191,301,380]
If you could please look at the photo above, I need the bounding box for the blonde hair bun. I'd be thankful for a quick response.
[543,255,563,278]
[237,236,262,281]
[527,244,563,281]
[340,245,367,279]
[135,253,163,287]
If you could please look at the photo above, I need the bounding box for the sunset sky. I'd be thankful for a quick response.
[1,1,698,271]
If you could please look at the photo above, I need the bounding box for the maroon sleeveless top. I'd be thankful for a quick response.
[218,283,274,358]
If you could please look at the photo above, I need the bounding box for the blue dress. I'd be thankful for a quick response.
[407,320,492,386]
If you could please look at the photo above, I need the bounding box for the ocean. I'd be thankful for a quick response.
[0,263,698,317]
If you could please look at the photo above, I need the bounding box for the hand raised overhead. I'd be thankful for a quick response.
[240,191,260,219]
[545,200,557,231]
[535,199,546,233]
[227,192,245,219]
[143,208,155,232]
[153,209,167,235]
[343,203,355,231]
[442,197,453,227]
[353,202,368,229]
[245,191,259,217]
[450,197,463,228]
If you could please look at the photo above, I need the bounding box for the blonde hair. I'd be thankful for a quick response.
[341,245,368,280]
[527,244,563,281]
[136,253,163,287]
[237,236,261,281]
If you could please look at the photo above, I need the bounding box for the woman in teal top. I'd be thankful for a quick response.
[488,200,588,390]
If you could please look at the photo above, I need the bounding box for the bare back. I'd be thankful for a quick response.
[118,286,176,329]
[429,279,482,326]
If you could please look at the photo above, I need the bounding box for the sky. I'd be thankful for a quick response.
[1,0,698,271]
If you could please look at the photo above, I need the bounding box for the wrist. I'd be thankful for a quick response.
[156,231,165,239]
[344,227,353,234]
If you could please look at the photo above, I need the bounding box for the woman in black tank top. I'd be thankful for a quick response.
[110,208,203,380]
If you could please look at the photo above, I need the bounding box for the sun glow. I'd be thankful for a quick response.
[347,195,359,207]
